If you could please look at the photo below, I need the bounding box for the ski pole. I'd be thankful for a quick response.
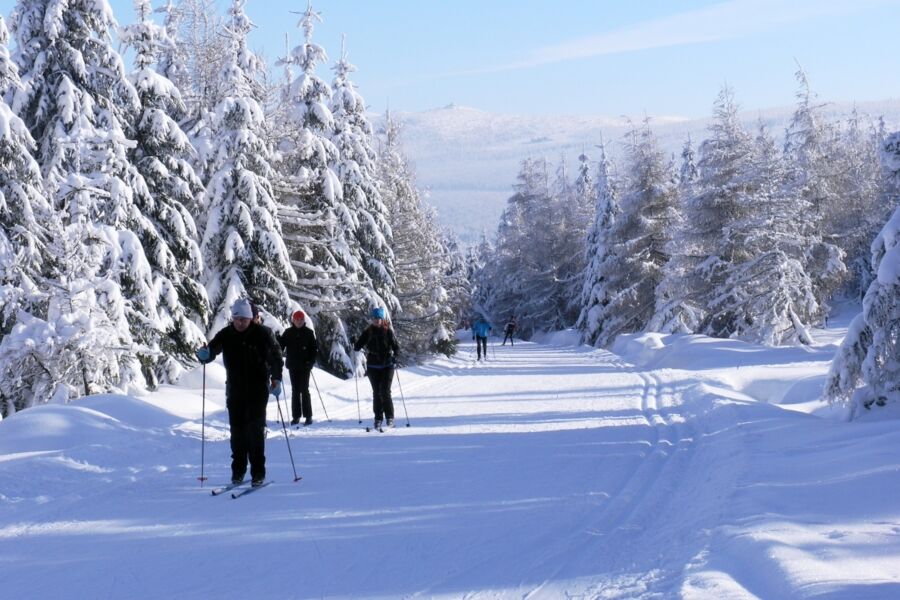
[198,364,208,486]
[273,389,302,482]
[354,364,362,424]
[310,370,331,422]
[395,368,411,427]
[491,335,497,360]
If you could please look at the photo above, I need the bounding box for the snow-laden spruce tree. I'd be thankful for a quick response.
[377,112,458,358]
[153,0,187,88]
[165,0,228,123]
[330,40,398,327]
[577,142,619,342]
[466,231,494,323]
[516,153,581,331]
[825,133,900,412]
[660,88,818,344]
[587,121,677,347]
[783,66,847,307]
[680,87,756,337]
[577,140,621,345]
[478,159,530,327]
[200,0,294,334]
[712,122,818,345]
[10,0,185,390]
[829,109,890,296]
[0,15,52,332]
[0,15,60,417]
[275,2,360,376]
[442,232,472,335]
[481,156,552,336]
[120,0,210,381]
[678,135,699,191]
[557,150,596,324]
[648,135,701,334]
[164,0,229,187]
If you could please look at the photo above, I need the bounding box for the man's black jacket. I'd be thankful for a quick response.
[207,322,283,402]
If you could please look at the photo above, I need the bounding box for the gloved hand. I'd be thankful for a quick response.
[195,346,211,364]
[269,379,282,398]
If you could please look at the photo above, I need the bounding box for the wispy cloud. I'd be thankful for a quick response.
[457,0,899,76]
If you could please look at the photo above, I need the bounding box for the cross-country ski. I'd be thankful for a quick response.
[231,481,272,499]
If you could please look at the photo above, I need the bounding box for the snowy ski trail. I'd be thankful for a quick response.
[2,334,900,599]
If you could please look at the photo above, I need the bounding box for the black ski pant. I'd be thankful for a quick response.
[502,332,514,346]
[367,366,395,422]
[289,366,312,421]
[227,396,268,481]
[475,336,488,359]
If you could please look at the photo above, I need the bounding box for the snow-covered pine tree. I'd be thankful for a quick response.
[377,112,458,358]
[589,120,677,347]
[167,0,228,124]
[0,15,59,417]
[0,14,51,332]
[120,0,210,382]
[829,109,889,297]
[479,159,529,327]
[664,88,819,344]
[559,150,596,324]
[200,0,294,334]
[466,231,494,324]
[0,233,142,414]
[678,135,699,193]
[3,4,130,412]
[825,131,900,412]
[783,66,847,308]
[10,0,187,390]
[275,2,360,376]
[330,39,399,331]
[678,86,758,338]
[442,232,472,338]
[577,139,621,345]
[166,0,229,187]
[482,156,551,337]
[716,122,818,345]
[519,153,580,331]
[648,140,699,335]
[153,0,187,87]
[481,149,592,337]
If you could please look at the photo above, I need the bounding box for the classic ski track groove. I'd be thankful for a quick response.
[518,356,701,600]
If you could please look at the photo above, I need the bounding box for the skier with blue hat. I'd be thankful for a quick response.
[353,306,400,429]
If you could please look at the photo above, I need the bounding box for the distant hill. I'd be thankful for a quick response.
[377,98,900,246]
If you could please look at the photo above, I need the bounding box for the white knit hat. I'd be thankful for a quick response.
[232,298,253,319]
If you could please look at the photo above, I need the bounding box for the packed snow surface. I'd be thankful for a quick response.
[2,321,899,599]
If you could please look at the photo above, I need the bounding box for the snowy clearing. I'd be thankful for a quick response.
[2,326,899,599]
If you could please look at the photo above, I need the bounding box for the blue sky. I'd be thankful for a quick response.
[3,0,900,118]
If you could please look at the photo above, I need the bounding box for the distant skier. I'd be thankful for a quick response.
[278,310,318,426]
[472,316,492,360]
[195,298,283,487]
[354,307,400,430]
[502,317,517,346]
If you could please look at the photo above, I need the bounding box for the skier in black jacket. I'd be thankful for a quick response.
[502,317,517,346]
[278,310,318,426]
[196,298,283,486]
[353,307,400,429]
